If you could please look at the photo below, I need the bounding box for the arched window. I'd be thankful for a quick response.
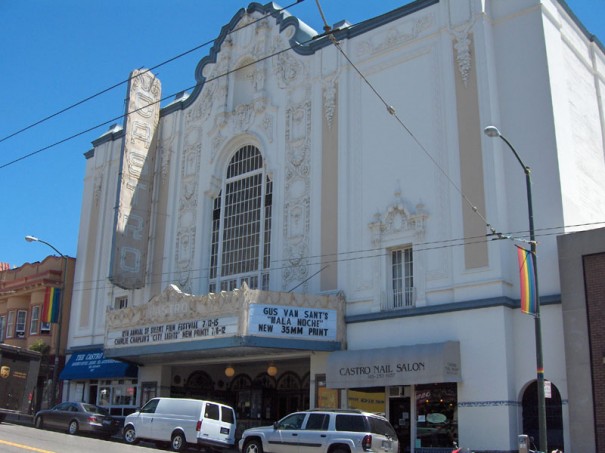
[185,370,213,390]
[209,145,272,292]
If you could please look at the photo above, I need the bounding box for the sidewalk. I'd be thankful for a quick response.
[5,413,34,426]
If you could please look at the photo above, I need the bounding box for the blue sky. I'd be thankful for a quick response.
[1,0,603,267]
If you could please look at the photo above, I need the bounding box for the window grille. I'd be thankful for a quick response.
[114,296,128,310]
[389,247,415,309]
[209,146,272,292]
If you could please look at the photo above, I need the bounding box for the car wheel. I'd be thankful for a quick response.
[244,439,263,453]
[332,448,348,453]
[123,425,139,445]
[170,431,186,452]
[68,420,79,435]
[34,416,44,429]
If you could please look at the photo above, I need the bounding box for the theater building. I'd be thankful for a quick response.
[63,1,605,452]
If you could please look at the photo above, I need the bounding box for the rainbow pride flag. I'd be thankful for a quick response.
[43,287,61,323]
[516,246,537,315]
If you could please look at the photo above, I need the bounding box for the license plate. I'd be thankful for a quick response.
[381,440,391,449]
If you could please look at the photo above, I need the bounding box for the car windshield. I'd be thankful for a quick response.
[276,413,306,430]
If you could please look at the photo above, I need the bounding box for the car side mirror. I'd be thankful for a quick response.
[273,421,279,430]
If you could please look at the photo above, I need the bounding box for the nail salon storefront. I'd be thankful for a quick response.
[324,342,461,453]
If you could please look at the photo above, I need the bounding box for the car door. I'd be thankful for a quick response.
[46,402,72,430]
[297,413,330,453]
[136,398,160,439]
[198,402,221,444]
[270,412,307,453]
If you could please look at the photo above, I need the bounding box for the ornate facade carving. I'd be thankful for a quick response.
[272,38,305,89]
[368,189,428,246]
[234,103,255,131]
[93,172,103,206]
[356,14,434,56]
[323,76,337,129]
[451,22,474,87]
[262,114,274,143]
[174,144,201,293]
[283,100,312,290]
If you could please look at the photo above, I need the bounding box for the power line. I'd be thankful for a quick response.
[311,0,511,246]
[0,26,310,170]
[68,220,605,295]
[0,0,306,146]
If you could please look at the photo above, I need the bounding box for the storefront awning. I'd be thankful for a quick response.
[59,349,138,381]
[326,341,461,388]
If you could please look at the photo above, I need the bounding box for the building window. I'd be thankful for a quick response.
[389,247,414,309]
[114,296,128,310]
[30,306,40,335]
[6,311,15,339]
[416,383,457,448]
[98,379,138,416]
[209,145,272,293]
[0,316,5,342]
[40,322,51,333]
[15,310,27,338]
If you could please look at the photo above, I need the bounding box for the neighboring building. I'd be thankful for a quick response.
[65,1,605,452]
[558,227,605,453]
[0,256,75,411]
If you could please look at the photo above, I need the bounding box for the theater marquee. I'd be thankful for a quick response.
[248,304,337,340]
[104,284,346,359]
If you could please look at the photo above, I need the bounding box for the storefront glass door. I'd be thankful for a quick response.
[389,397,411,453]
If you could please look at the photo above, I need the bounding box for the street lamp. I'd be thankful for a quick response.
[25,235,67,407]
[483,126,547,452]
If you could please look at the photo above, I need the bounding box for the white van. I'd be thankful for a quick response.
[123,397,236,452]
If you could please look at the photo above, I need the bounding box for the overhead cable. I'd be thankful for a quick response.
[0,0,306,146]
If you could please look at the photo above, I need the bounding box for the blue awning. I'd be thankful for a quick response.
[59,349,138,380]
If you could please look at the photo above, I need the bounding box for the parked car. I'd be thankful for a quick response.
[34,401,121,438]
[122,397,236,452]
[239,409,399,453]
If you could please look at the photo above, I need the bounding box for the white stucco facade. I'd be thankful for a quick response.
[65,1,605,452]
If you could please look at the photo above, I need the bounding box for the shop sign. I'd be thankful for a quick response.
[109,68,161,289]
[347,389,386,413]
[545,380,552,398]
[326,342,461,388]
[248,304,337,340]
[69,351,122,373]
[106,315,238,348]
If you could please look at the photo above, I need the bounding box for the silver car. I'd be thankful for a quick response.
[239,409,399,453]
[34,401,121,438]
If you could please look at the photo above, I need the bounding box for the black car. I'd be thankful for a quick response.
[34,402,121,438]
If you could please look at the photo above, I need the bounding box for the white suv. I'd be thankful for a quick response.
[239,409,399,453]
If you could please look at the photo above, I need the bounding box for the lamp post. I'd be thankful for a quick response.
[483,126,547,452]
[25,235,66,407]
